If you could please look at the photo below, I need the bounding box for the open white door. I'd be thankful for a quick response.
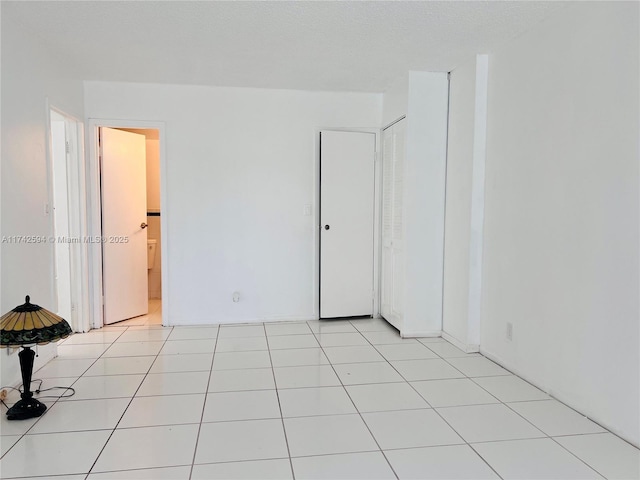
[100,127,148,324]
[50,114,72,322]
[380,119,405,330]
[320,131,375,318]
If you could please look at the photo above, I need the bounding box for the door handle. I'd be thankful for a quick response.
[324,225,330,230]
[140,222,148,229]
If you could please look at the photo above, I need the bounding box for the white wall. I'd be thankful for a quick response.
[403,72,449,336]
[480,2,639,446]
[85,82,381,324]
[1,15,85,386]
[442,55,488,352]
[381,74,408,127]
[442,57,476,344]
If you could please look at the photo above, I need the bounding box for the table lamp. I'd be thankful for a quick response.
[0,295,72,420]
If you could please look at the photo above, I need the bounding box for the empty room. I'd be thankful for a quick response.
[0,1,638,479]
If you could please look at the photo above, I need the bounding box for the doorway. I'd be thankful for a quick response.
[110,128,163,327]
[48,108,89,332]
[87,120,167,329]
[319,130,376,318]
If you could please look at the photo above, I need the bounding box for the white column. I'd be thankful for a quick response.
[403,71,450,336]
[466,54,489,348]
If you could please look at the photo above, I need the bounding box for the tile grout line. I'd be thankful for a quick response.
[46,326,219,479]
[497,397,608,479]
[354,328,626,478]
[262,322,297,480]
[500,380,623,442]
[84,325,175,477]
[353,322,506,480]
[4,325,134,476]
[187,327,221,480]
[547,435,622,479]
[5,322,634,479]
[432,343,608,478]
[311,320,401,480]
[0,326,131,464]
[84,464,192,479]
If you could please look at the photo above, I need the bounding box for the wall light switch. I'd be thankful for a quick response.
[303,204,312,216]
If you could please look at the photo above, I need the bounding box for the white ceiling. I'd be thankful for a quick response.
[3,1,569,93]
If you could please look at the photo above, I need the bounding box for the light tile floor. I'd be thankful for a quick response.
[1,318,638,479]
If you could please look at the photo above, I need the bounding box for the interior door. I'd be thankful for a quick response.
[100,127,148,324]
[320,130,375,318]
[381,119,405,330]
[51,113,72,322]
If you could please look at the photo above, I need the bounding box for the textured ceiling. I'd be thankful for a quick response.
[3,1,568,92]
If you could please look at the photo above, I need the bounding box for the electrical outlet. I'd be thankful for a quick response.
[506,322,513,341]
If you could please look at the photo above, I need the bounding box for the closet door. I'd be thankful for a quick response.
[381,119,406,330]
[381,127,395,322]
[320,131,376,318]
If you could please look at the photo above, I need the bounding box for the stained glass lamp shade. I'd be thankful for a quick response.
[0,296,72,420]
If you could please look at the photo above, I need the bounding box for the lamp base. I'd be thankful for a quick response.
[6,397,47,420]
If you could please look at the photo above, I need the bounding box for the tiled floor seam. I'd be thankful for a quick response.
[187,325,221,480]
[460,360,611,478]
[355,321,506,480]
[425,356,539,480]
[0,327,131,462]
[499,401,609,479]
[85,325,175,477]
[548,435,624,480]
[464,365,600,429]
[263,323,297,480]
[5,320,637,479]
[312,319,401,480]
[85,463,192,479]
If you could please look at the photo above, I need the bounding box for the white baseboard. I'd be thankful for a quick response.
[442,331,480,353]
[167,316,318,326]
[400,330,442,338]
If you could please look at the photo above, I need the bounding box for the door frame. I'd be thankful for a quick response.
[87,119,168,328]
[314,127,382,320]
[45,103,89,332]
